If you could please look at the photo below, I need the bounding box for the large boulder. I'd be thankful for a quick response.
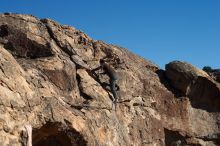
[165,61,220,112]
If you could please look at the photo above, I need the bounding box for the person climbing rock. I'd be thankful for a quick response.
[92,59,119,103]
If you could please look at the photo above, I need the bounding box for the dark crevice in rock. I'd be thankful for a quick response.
[197,136,220,146]
[33,122,87,146]
[117,99,131,103]
[215,138,220,145]
[0,65,6,76]
[41,19,76,57]
[164,128,187,146]
[164,129,220,146]
[70,104,85,110]
[3,42,14,52]
[76,74,93,100]
[156,69,182,98]
[71,104,112,110]
[0,25,9,37]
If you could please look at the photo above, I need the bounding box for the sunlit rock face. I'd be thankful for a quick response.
[0,13,219,146]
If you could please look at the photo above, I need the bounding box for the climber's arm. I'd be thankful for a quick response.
[100,70,106,75]
[92,66,102,72]
[91,66,102,78]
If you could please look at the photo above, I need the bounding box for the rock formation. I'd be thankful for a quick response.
[0,13,219,146]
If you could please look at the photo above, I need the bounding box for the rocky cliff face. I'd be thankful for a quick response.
[0,13,219,146]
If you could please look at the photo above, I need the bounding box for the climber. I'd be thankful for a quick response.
[92,59,119,103]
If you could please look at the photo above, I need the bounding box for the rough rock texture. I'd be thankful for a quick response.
[0,13,219,146]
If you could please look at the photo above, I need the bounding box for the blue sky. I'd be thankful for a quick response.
[1,0,220,69]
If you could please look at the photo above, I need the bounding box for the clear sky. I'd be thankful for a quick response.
[1,0,220,69]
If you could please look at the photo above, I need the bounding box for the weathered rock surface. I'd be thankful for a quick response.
[0,13,219,146]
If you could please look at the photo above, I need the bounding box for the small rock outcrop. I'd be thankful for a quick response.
[0,13,219,146]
